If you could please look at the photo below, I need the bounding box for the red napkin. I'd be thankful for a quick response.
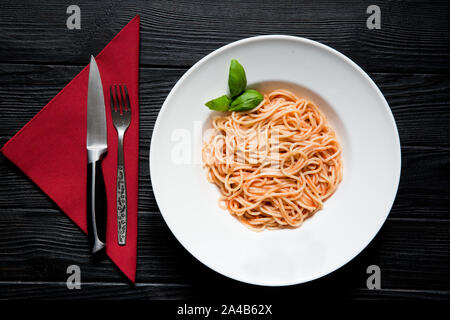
[1,16,140,282]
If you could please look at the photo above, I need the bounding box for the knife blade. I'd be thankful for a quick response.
[86,55,107,254]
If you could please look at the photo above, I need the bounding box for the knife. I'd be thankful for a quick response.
[86,56,108,254]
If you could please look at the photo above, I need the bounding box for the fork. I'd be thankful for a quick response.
[110,84,131,246]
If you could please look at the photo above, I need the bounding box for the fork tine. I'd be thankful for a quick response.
[114,84,122,114]
[118,84,126,112]
[120,85,128,112]
[123,85,131,113]
[110,86,116,113]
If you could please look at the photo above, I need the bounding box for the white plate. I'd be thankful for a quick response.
[150,35,401,286]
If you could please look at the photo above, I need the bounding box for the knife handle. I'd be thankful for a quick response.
[87,160,107,254]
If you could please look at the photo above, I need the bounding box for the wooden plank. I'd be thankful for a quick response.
[0,282,194,300]
[0,0,449,73]
[0,282,448,300]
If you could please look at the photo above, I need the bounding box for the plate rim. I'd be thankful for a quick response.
[149,35,401,286]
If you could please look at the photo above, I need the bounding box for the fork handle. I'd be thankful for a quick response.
[117,132,127,245]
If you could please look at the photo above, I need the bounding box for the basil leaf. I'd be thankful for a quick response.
[228,59,247,98]
[229,89,263,112]
[205,95,231,111]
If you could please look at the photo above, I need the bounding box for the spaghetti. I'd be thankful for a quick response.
[202,89,343,230]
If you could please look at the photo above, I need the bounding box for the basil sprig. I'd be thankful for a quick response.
[204,59,263,112]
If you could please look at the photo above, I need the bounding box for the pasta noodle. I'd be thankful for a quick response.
[202,89,343,231]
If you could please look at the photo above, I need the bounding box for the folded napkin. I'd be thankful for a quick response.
[1,16,140,282]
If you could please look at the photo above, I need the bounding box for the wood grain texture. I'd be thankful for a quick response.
[0,282,448,300]
[0,0,449,300]
[0,282,195,300]
[0,0,449,72]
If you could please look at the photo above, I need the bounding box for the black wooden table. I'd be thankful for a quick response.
[0,0,449,300]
